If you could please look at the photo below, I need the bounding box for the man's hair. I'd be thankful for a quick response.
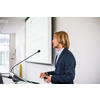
[54,31,70,49]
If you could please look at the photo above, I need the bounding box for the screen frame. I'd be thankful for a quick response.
[25,17,53,65]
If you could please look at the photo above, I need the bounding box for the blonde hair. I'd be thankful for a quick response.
[54,31,70,49]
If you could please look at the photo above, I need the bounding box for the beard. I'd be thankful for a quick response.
[53,44,59,48]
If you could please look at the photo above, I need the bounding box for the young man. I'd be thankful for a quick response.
[40,31,76,84]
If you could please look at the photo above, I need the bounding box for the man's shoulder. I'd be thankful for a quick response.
[63,48,75,58]
[63,48,72,54]
[63,48,76,64]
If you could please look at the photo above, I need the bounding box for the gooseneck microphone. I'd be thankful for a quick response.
[10,50,41,72]
[6,50,41,84]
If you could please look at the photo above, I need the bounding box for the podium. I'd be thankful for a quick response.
[0,73,39,84]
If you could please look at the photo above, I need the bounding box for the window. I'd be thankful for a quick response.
[0,34,10,73]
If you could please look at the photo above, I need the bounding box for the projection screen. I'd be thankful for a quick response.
[25,17,52,65]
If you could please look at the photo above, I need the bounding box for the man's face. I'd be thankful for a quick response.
[52,35,59,48]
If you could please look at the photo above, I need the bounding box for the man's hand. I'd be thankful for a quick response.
[39,72,46,79]
[44,75,52,83]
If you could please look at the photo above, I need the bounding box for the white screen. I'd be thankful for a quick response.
[26,17,52,64]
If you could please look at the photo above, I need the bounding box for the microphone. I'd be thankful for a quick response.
[9,50,41,78]
[37,50,40,53]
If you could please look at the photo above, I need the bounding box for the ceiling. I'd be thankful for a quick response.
[0,17,27,34]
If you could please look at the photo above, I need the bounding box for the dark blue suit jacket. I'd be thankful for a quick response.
[47,48,76,84]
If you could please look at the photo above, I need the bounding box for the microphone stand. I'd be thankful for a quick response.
[8,50,40,84]
[10,50,40,72]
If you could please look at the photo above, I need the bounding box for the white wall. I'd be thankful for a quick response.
[10,34,15,72]
[15,24,26,79]
[15,17,100,84]
[55,17,100,84]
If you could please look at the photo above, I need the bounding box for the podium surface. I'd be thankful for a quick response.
[0,73,39,84]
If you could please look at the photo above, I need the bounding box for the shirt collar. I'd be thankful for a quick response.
[57,48,64,56]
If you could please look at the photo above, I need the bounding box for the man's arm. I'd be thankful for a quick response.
[51,64,75,83]
[44,63,75,83]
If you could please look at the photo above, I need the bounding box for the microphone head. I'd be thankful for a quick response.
[37,50,40,53]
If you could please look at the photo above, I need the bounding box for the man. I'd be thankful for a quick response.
[40,31,76,84]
